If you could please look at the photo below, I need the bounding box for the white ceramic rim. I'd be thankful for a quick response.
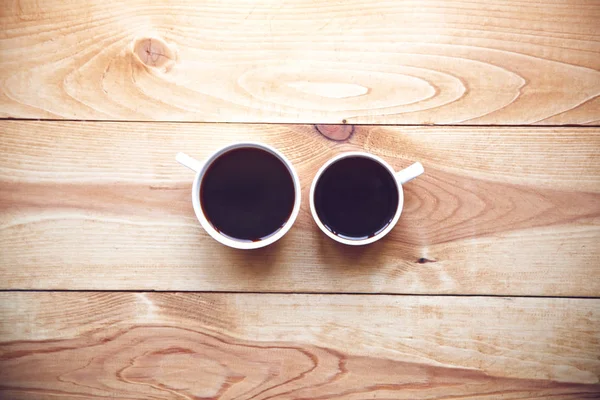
[191,142,301,250]
[309,151,404,246]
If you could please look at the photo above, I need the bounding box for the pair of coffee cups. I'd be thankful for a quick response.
[177,143,423,249]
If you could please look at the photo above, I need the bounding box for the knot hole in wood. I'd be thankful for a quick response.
[315,124,354,141]
[133,37,176,72]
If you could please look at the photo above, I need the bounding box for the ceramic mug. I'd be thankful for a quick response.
[310,152,424,246]
[176,143,301,250]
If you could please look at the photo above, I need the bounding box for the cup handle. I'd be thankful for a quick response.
[176,152,204,173]
[396,162,424,184]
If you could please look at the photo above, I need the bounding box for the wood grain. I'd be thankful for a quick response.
[0,292,599,399]
[1,121,599,295]
[1,0,599,124]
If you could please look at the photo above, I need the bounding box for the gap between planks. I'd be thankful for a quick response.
[0,289,598,300]
[2,117,600,128]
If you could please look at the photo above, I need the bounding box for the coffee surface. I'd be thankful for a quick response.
[201,147,295,241]
[314,156,399,240]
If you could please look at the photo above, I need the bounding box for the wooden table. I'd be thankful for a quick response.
[1,1,599,398]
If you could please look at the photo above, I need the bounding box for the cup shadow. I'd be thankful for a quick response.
[217,233,289,276]
[313,224,395,273]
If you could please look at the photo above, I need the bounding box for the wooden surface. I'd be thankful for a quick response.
[1,0,600,124]
[1,293,599,399]
[1,121,599,295]
[2,1,600,398]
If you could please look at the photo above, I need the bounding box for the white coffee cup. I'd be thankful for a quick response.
[176,143,301,250]
[310,152,424,246]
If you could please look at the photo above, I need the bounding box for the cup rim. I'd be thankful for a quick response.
[309,151,404,246]
[192,142,301,250]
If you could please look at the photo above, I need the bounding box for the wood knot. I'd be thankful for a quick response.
[315,124,354,141]
[133,37,176,72]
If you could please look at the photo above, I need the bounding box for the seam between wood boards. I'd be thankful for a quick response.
[1,118,600,128]
[0,289,598,299]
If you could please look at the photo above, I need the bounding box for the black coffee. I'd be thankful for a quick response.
[314,156,399,240]
[200,147,295,242]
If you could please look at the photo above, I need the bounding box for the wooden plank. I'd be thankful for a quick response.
[0,293,599,398]
[1,0,599,124]
[1,121,599,294]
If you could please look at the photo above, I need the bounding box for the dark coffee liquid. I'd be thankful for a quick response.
[200,148,295,242]
[314,157,399,240]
